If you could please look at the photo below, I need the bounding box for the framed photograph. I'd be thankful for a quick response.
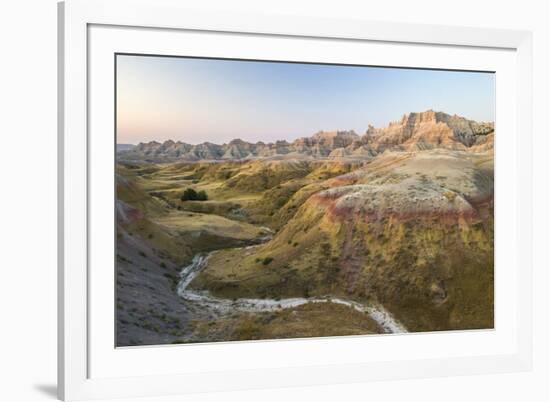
[58,0,533,400]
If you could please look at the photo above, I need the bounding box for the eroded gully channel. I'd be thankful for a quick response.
[176,246,407,334]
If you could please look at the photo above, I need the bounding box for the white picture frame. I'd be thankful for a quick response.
[58,0,533,400]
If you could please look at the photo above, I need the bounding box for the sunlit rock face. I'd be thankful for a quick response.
[118,110,494,162]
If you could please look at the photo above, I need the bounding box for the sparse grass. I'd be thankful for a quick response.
[117,254,133,264]
[163,272,179,290]
[117,150,494,336]
[155,211,261,241]
[188,302,382,342]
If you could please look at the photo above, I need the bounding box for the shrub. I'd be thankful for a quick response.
[197,190,208,201]
[181,188,198,201]
[181,188,208,201]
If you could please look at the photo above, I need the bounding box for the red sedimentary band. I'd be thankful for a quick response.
[321,195,489,225]
[326,175,359,187]
[306,188,493,226]
[126,207,144,222]
[463,193,494,209]
[328,205,481,225]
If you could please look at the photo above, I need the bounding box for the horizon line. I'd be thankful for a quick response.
[116,109,495,146]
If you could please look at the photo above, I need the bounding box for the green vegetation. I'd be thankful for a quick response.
[117,148,494,341]
[181,188,208,201]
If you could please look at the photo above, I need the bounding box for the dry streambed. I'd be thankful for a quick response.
[177,251,407,334]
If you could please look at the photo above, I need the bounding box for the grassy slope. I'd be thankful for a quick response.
[118,150,494,339]
[115,163,287,345]
[120,159,362,227]
[117,163,268,262]
[189,150,495,332]
[181,302,383,343]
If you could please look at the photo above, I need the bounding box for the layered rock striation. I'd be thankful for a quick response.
[118,110,494,162]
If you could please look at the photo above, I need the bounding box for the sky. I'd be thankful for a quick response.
[116,54,495,145]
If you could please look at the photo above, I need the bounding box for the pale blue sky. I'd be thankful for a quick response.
[116,54,495,145]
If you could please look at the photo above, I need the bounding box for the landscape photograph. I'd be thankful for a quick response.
[115,55,495,347]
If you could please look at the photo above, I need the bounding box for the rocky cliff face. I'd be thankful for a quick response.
[364,110,494,152]
[118,110,494,162]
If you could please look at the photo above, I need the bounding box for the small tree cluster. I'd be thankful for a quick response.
[181,188,208,201]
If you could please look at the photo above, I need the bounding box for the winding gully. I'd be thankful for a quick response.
[176,251,407,334]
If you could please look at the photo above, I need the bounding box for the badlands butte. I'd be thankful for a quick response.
[116,110,494,346]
